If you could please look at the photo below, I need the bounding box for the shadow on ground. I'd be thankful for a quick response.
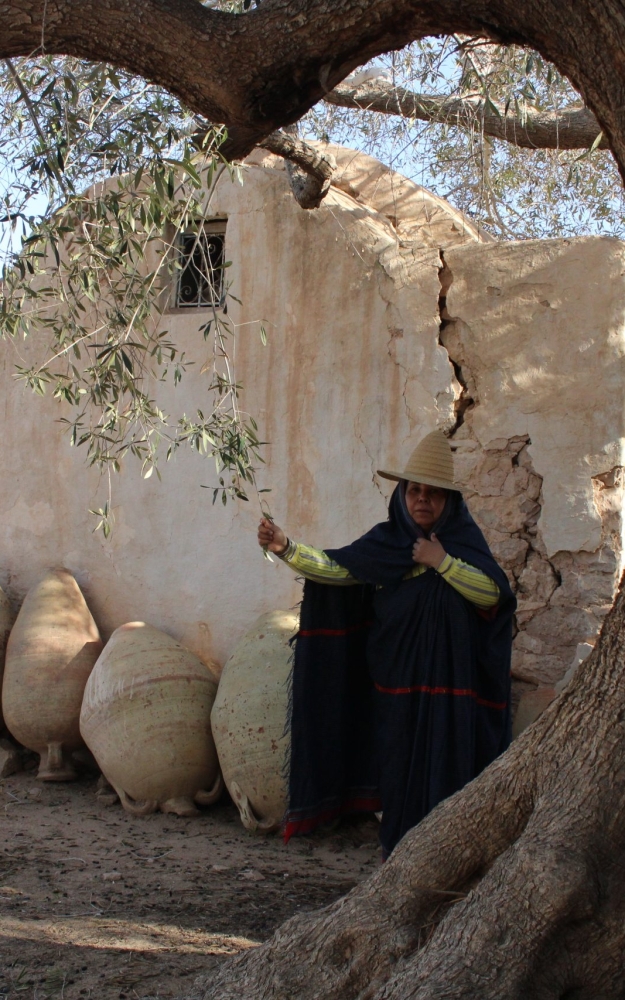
[0,770,380,999]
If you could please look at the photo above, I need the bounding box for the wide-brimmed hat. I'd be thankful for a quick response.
[378,430,458,491]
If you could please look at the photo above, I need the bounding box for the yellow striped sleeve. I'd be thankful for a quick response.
[279,540,359,586]
[436,553,500,609]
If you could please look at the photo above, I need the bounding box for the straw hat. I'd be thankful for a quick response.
[378,430,458,491]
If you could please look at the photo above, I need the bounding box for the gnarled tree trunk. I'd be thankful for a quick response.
[185,570,625,1000]
[4,0,625,174]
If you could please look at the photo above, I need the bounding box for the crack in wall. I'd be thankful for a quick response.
[385,321,414,428]
[375,257,414,429]
[355,413,386,501]
[438,250,474,436]
[434,251,622,709]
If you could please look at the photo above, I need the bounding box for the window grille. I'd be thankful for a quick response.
[175,220,227,308]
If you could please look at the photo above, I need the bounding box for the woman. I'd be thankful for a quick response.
[258,430,515,858]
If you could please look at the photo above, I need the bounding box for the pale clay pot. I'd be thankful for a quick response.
[0,585,19,773]
[211,610,298,832]
[0,585,13,733]
[3,568,102,780]
[80,622,222,817]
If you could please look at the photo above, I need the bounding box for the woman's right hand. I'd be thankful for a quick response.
[258,517,289,555]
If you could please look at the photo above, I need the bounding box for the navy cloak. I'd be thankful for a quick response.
[284,484,516,858]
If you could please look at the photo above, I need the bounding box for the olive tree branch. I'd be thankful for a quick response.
[324,80,606,150]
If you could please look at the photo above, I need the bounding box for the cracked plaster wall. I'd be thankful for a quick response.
[0,151,472,668]
[443,238,625,708]
[0,150,623,715]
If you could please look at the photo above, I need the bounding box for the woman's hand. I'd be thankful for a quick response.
[412,533,447,570]
[258,517,289,555]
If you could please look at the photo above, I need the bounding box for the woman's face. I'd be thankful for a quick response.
[405,481,448,531]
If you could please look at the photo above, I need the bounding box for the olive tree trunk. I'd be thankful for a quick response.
[187,572,625,1000]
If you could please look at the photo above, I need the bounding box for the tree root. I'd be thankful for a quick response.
[185,577,625,1000]
[196,746,536,1000]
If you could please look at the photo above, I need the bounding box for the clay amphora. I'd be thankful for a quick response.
[80,622,222,816]
[3,568,102,780]
[0,586,13,732]
[211,610,298,832]
[0,585,19,772]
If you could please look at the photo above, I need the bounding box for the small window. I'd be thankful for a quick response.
[175,220,227,309]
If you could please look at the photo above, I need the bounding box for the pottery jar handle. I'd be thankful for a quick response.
[229,779,280,833]
[194,770,224,807]
[114,785,158,816]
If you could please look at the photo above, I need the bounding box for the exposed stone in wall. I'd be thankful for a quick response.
[453,421,619,689]
[454,412,622,709]
[438,258,624,711]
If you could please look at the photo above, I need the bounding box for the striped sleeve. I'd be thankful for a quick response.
[436,553,500,609]
[279,540,360,586]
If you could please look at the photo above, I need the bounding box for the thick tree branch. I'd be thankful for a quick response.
[0,0,490,159]
[254,79,605,212]
[325,81,608,150]
[2,0,625,176]
[257,131,336,208]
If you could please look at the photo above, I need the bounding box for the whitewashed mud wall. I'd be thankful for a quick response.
[442,237,625,714]
[0,150,464,669]
[0,148,623,724]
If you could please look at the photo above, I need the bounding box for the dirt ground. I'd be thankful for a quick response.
[0,768,380,1000]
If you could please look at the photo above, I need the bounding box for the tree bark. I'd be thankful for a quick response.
[185,571,625,1000]
[325,81,607,150]
[3,1,625,176]
[257,132,336,208]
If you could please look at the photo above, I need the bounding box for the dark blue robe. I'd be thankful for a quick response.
[284,484,515,857]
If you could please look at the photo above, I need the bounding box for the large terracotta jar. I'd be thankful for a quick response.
[3,568,103,780]
[211,610,298,832]
[80,622,222,816]
[0,586,13,732]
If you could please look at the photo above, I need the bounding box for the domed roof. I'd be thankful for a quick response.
[245,142,490,250]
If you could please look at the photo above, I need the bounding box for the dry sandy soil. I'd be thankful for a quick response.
[0,768,380,1000]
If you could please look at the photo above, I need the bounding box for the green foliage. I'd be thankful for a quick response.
[0,57,266,531]
[303,38,625,240]
[0,38,622,540]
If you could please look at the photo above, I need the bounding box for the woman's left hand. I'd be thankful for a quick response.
[412,533,447,569]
